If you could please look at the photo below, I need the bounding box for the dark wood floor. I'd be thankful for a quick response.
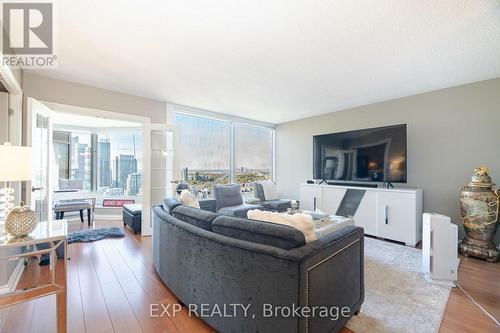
[1,219,499,333]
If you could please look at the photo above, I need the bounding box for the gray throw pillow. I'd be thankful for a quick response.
[214,184,243,209]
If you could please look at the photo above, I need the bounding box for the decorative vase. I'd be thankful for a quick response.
[4,203,38,238]
[459,167,500,262]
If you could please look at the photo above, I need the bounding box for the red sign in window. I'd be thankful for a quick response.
[102,199,135,207]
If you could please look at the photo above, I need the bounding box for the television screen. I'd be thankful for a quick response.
[313,124,407,183]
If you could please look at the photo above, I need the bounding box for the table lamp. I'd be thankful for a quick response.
[0,143,32,222]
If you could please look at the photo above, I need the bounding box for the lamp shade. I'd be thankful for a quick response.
[0,144,32,181]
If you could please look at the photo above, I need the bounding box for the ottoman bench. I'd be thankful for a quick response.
[123,204,142,234]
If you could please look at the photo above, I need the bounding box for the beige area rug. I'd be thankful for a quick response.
[346,237,452,333]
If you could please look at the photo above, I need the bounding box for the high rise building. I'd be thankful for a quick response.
[98,140,111,187]
[71,136,91,190]
[113,154,137,190]
[181,167,189,181]
[127,171,142,196]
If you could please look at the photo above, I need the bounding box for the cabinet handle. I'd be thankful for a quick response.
[313,197,316,210]
[385,205,389,224]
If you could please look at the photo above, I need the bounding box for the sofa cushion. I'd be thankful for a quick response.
[262,199,292,212]
[256,180,279,200]
[214,184,243,210]
[218,203,261,218]
[171,205,218,231]
[253,182,266,201]
[162,197,181,213]
[212,215,306,250]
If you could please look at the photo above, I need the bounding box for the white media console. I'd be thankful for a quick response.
[300,183,423,246]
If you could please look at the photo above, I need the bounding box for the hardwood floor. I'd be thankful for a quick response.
[1,219,499,333]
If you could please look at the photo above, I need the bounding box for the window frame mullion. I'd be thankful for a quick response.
[230,121,235,183]
[91,133,98,191]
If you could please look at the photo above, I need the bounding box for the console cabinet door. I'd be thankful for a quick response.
[299,185,322,211]
[321,187,346,214]
[377,192,415,244]
[353,191,377,236]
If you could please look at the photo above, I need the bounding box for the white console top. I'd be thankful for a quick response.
[301,183,422,194]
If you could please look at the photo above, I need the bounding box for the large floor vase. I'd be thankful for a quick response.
[459,167,500,262]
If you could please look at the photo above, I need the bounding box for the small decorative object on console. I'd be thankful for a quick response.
[459,166,500,262]
[4,202,38,237]
[287,199,300,215]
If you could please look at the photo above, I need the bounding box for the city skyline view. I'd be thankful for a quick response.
[53,129,143,197]
[175,113,274,194]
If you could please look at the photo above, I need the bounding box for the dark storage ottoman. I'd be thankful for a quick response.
[123,204,142,234]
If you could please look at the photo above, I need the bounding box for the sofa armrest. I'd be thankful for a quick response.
[287,225,363,261]
[288,226,364,333]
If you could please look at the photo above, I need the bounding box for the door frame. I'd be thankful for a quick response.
[38,101,179,237]
[142,123,179,236]
[26,97,54,220]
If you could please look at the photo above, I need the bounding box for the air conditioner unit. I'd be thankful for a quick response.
[422,213,459,286]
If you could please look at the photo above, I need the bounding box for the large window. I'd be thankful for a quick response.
[235,123,274,193]
[53,129,143,201]
[175,110,274,197]
[175,113,231,195]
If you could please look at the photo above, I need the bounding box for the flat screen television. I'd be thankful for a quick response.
[313,124,407,183]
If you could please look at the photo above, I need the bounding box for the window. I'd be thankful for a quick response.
[53,131,70,181]
[53,130,93,191]
[234,123,274,193]
[53,129,143,201]
[175,113,231,195]
[174,110,275,197]
[97,131,143,197]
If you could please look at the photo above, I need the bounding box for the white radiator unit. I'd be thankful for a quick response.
[422,213,459,286]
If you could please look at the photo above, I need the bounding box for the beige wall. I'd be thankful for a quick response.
[276,78,500,244]
[22,72,167,125]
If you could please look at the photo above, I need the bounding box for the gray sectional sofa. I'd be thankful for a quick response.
[152,197,364,333]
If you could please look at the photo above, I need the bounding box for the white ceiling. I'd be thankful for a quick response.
[33,0,500,124]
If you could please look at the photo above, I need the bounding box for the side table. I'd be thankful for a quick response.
[0,220,68,332]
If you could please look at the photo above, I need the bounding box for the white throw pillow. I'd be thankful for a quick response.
[179,189,200,209]
[247,209,317,243]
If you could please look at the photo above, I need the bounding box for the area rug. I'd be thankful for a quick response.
[67,227,125,244]
[346,237,452,333]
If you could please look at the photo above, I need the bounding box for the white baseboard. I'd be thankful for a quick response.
[97,215,122,220]
[0,259,24,295]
